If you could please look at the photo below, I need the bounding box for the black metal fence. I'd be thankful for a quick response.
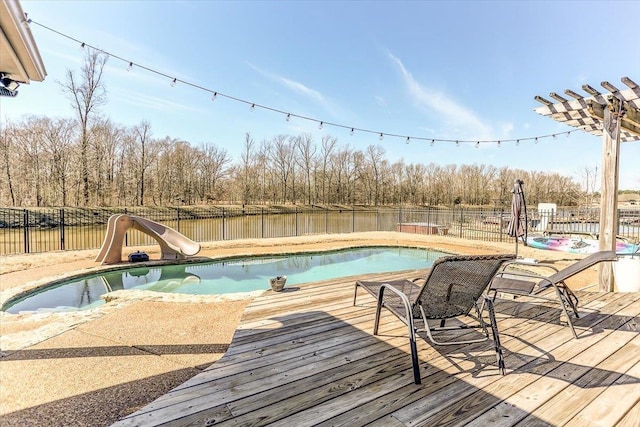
[1,205,638,255]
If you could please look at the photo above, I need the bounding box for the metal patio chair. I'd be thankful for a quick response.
[483,250,618,339]
[353,254,515,384]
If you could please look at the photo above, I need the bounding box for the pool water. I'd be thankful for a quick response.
[3,246,445,313]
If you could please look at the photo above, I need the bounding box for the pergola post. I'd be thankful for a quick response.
[533,77,639,293]
[598,98,622,292]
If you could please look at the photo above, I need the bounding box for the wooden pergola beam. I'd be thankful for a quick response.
[533,76,640,292]
[587,98,640,137]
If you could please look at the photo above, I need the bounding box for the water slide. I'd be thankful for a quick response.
[95,214,201,265]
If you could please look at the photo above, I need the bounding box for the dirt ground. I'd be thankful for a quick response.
[0,232,597,426]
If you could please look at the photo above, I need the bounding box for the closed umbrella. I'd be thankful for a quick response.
[506,179,527,257]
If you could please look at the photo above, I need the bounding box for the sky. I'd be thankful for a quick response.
[5,0,640,190]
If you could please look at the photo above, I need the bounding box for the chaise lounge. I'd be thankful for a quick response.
[353,254,515,384]
[483,250,618,339]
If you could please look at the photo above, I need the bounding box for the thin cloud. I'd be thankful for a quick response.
[115,89,203,114]
[375,95,387,107]
[247,62,339,117]
[279,77,326,105]
[387,52,492,139]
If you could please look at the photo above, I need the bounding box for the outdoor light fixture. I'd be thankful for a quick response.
[0,74,20,92]
[350,128,354,136]
[318,121,323,130]
[211,92,217,101]
[286,113,291,121]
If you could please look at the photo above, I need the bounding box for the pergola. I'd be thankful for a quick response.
[534,76,640,292]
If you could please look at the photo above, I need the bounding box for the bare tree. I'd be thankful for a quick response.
[0,121,17,206]
[60,49,108,206]
[295,133,317,204]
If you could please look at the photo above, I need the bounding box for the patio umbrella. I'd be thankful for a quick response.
[506,179,527,257]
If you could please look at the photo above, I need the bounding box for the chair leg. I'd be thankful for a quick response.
[553,287,578,339]
[483,297,506,375]
[473,301,489,337]
[373,296,383,335]
[353,283,359,306]
[409,328,422,385]
[373,288,421,384]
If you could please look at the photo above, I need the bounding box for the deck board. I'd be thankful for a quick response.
[112,273,640,427]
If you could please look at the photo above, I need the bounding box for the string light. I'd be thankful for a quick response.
[497,141,501,148]
[318,121,323,130]
[475,141,480,148]
[26,18,581,148]
[285,113,291,122]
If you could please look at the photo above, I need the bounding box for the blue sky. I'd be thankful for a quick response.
[7,0,640,189]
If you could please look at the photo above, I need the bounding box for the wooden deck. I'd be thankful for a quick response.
[114,271,640,426]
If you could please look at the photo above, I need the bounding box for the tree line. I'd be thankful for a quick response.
[0,50,583,208]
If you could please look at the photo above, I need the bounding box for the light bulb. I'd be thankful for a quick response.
[211,92,217,101]
[406,137,410,144]
[497,141,501,148]
[286,113,291,122]
[350,128,354,136]
[430,140,435,147]
[535,138,538,144]
[553,134,557,139]
[250,104,255,111]
[318,121,323,130]
[475,141,480,148]
[379,133,384,141]
[516,140,520,146]
[171,78,177,87]
[455,140,460,147]
[79,42,86,51]
[127,62,133,71]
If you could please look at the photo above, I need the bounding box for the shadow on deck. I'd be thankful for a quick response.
[112,271,640,426]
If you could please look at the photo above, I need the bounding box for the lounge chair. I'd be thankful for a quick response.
[484,250,618,339]
[353,254,515,384]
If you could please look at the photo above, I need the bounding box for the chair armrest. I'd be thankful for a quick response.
[377,282,415,324]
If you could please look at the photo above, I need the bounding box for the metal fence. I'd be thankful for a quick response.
[1,205,638,255]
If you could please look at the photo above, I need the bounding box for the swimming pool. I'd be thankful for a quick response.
[3,246,445,314]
